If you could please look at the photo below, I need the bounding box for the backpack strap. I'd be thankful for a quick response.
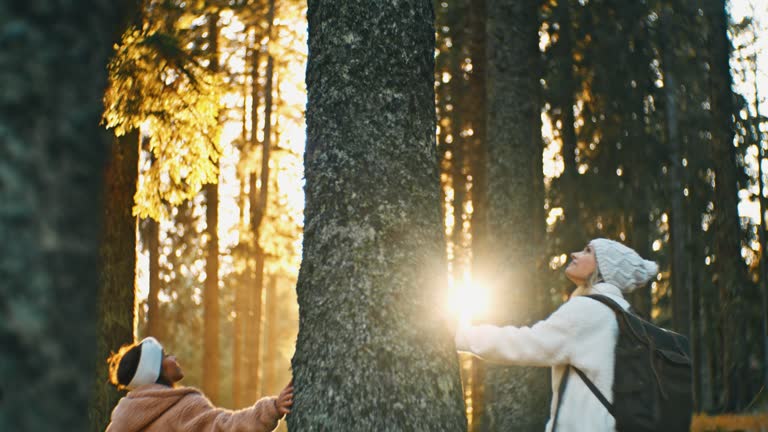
[551,365,571,432]
[572,366,616,417]
[575,295,628,419]
[583,293,627,314]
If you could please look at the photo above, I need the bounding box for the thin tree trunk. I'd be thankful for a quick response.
[244,39,261,403]
[246,0,276,402]
[202,11,221,405]
[555,0,584,258]
[247,54,274,403]
[469,0,489,292]
[289,0,467,429]
[752,46,768,392]
[691,221,704,411]
[91,130,140,431]
[482,0,549,430]
[145,132,160,341]
[467,0,488,429]
[661,5,691,338]
[146,214,161,338]
[707,0,746,411]
[263,275,278,395]
[233,179,246,407]
[451,50,466,278]
[232,42,253,407]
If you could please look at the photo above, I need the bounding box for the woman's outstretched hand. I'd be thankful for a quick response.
[275,382,293,417]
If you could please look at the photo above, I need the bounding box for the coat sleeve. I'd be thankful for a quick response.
[455,297,600,367]
[175,394,281,432]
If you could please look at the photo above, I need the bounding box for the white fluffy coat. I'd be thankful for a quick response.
[455,282,629,432]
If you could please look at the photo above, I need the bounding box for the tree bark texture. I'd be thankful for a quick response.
[91,130,140,431]
[289,1,467,430]
[0,2,133,429]
[482,0,549,430]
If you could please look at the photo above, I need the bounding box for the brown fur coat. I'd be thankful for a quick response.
[106,384,280,432]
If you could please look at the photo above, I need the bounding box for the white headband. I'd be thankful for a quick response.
[127,337,163,390]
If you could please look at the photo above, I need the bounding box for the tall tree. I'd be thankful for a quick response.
[262,275,279,395]
[248,52,275,401]
[0,1,133,429]
[289,0,467,429]
[91,130,141,431]
[145,152,162,339]
[232,56,254,405]
[146,214,162,338]
[93,0,220,423]
[706,0,749,411]
[659,4,692,338]
[202,10,222,405]
[546,0,585,262]
[481,0,549,430]
[242,0,278,403]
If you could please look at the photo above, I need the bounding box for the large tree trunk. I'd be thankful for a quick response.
[91,130,140,431]
[289,1,467,429]
[707,0,748,411]
[0,3,131,429]
[202,11,221,405]
[482,0,549,431]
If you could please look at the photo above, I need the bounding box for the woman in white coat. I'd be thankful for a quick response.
[455,238,659,432]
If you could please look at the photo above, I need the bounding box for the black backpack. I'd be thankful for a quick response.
[553,294,693,432]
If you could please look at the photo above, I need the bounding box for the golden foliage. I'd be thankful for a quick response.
[103,25,222,220]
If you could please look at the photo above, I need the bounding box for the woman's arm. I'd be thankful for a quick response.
[455,297,598,367]
[176,395,281,432]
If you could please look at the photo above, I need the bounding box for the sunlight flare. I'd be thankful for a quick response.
[446,276,490,326]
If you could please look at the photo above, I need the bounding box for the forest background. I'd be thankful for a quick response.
[2,0,768,431]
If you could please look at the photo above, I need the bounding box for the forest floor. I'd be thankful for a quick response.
[692,414,768,431]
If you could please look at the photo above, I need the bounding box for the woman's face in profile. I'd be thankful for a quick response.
[565,244,597,286]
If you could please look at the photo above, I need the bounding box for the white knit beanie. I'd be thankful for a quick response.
[589,238,659,293]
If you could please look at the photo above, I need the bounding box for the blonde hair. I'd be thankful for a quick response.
[586,268,603,288]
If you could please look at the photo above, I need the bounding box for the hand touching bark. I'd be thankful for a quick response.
[274,383,293,417]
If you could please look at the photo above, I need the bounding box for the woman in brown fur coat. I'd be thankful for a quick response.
[105,337,293,432]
